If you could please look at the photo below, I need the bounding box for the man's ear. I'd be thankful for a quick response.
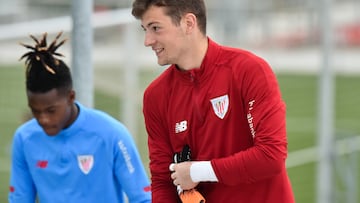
[67,90,76,103]
[183,13,197,34]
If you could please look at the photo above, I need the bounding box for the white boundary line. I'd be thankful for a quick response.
[0,8,135,40]
[287,135,360,168]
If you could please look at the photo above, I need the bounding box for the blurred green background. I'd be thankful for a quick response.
[1,65,359,202]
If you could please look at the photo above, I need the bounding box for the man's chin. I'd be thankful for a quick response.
[157,58,170,66]
[43,128,60,136]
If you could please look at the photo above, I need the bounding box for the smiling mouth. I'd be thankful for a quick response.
[154,48,164,56]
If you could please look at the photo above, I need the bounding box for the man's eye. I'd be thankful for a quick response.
[31,109,40,115]
[152,26,160,31]
[47,109,56,114]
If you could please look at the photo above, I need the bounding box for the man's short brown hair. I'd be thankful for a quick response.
[132,0,207,35]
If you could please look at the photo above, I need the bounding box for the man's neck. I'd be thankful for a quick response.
[177,36,208,71]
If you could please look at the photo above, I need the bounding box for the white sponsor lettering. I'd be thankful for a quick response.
[118,141,135,173]
[247,100,256,138]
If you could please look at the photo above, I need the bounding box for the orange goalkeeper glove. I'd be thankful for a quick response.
[174,145,206,203]
[179,189,205,203]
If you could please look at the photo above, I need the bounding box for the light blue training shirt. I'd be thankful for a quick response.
[9,102,151,203]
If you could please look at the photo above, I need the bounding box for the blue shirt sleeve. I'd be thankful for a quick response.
[113,124,151,203]
[8,131,36,203]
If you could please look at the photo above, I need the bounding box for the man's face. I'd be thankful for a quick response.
[141,6,188,66]
[27,88,75,136]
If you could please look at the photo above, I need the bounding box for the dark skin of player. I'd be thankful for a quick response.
[27,88,78,136]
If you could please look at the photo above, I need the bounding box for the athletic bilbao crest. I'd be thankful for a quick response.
[210,94,229,119]
[77,155,94,175]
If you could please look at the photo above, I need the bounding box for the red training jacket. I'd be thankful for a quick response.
[143,38,295,203]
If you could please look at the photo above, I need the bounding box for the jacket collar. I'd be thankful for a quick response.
[172,37,221,84]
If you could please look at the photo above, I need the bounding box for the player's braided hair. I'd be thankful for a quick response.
[19,32,73,94]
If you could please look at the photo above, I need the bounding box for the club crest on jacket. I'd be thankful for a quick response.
[210,95,229,119]
[77,155,94,175]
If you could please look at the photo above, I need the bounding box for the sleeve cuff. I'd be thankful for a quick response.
[190,161,218,182]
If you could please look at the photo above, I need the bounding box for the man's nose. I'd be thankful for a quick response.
[144,32,155,47]
[38,114,50,126]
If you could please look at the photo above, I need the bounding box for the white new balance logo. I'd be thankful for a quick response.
[175,121,187,133]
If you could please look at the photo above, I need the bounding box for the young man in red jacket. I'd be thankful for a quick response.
[132,0,295,202]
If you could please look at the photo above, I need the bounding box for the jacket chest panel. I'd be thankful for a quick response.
[166,70,250,153]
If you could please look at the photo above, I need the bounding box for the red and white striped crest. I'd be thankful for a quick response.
[210,95,229,119]
[77,155,94,175]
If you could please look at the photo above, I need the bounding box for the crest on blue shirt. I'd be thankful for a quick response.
[77,155,94,175]
[210,94,229,119]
